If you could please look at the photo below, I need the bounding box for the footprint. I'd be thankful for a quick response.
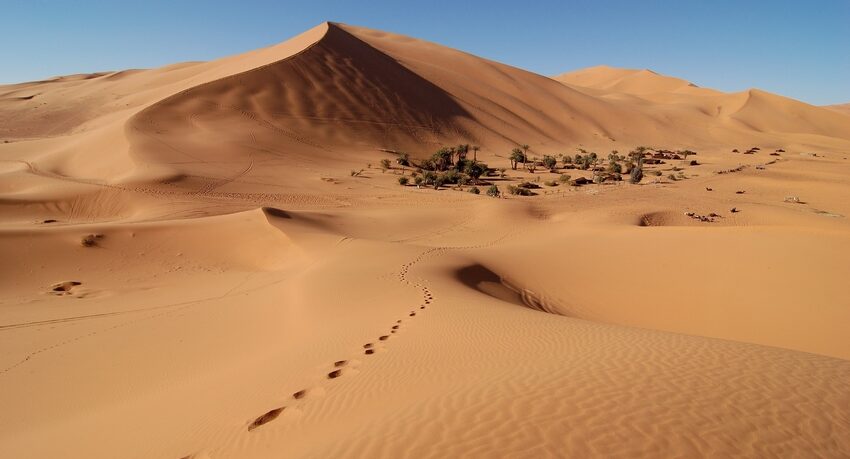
[363,343,373,349]
[409,312,416,317]
[334,360,348,368]
[379,335,389,341]
[391,325,399,330]
[248,407,285,431]
[327,369,343,379]
[365,349,375,355]
[292,390,307,400]
[50,281,82,296]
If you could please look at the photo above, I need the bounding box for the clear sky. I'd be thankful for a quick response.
[1,0,848,105]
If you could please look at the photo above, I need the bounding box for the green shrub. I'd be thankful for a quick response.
[630,166,643,184]
[542,155,558,171]
[487,184,500,197]
[396,153,410,166]
[443,169,461,184]
[380,159,392,171]
[398,176,409,186]
[414,176,424,186]
[468,186,481,194]
[507,185,533,196]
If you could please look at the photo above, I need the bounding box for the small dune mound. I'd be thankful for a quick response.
[455,264,562,315]
[456,264,524,306]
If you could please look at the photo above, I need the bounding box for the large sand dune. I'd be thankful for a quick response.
[1,22,849,458]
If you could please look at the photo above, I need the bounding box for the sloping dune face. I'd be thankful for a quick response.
[825,102,850,116]
[1,21,850,459]
[555,66,850,148]
[555,65,717,96]
[129,23,474,169]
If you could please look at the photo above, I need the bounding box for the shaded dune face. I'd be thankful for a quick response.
[127,24,473,170]
[455,264,565,315]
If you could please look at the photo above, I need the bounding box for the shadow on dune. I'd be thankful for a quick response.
[455,264,565,315]
[263,207,292,219]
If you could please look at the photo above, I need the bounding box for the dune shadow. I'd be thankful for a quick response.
[455,264,563,316]
[263,207,292,219]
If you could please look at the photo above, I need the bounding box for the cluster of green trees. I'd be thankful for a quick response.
[393,144,500,195]
[387,142,686,195]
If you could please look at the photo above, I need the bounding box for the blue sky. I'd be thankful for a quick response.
[1,0,848,105]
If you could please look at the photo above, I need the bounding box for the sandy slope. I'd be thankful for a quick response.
[1,22,850,459]
[825,102,850,116]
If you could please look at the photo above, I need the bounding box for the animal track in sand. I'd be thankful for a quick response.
[248,407,285,431]
[50,281,82,295]
[245,248,443,434]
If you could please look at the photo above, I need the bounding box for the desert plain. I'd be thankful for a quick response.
[1,22,850,458]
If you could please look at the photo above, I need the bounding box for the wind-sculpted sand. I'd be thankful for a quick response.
[1,22,849,458]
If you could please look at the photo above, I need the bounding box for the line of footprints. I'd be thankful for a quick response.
[245,252,435,433]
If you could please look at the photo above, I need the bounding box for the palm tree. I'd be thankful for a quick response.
[521,144,530,160]
[509,148,525,170]
[472,145,480,162]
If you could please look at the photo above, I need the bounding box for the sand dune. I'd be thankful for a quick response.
[1,21,850,458]
[825,102,850,116]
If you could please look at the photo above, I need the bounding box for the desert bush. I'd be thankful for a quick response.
[414,176,424,186]
[668,174,678,181]
[499,168,507,178]
[507,185,533,196]
[486,184,500,197]
[422,170,437,185]
[464,161,488,180]
[542,155,558,171]
[558,174,571,183]
[398,176,409,186]
[350,169,364,177]
[544,180,558,187]
[433,175,445,189]
[443,169,462,184]
[654,170,662,176]
[608,161,622,174]
[629,166,643,184]
[396,153,410,166]
[468,186,481,194]
[380,159,392,171]
[81,234,103,247]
